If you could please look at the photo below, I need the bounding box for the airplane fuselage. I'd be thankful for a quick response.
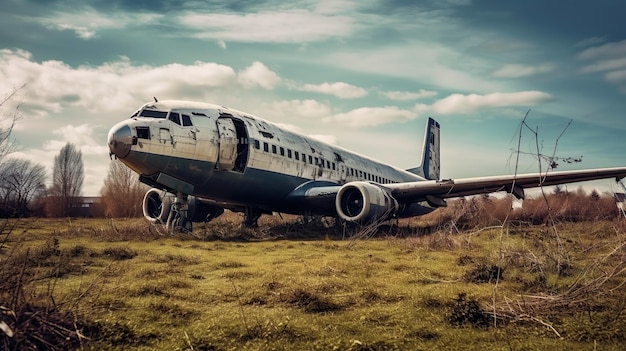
[108,100,431,217]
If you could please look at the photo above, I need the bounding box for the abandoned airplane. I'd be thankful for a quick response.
[107,100,626,232]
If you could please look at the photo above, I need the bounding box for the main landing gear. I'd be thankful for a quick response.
[242,207,263,228]
[166,192,193,233]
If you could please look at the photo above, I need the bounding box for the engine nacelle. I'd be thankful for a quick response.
[143,189,225,224]
[335,182,399,223]
[142,188,174,223]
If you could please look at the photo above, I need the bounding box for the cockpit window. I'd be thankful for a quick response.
[139,109,168,118]
[169,112,181,125]
[181,114,193,126]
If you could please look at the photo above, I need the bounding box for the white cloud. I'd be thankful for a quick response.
[381,89,437,101]
[299,82,367,99]
[0,49,238,117]
[577,39,626,61]
[578,40,626,92]
[580,57,626,73]
[31,8,160,39]
[237,61,281,89]
[575,36,607,48]
[328,106,416,127]
[414,91,553,115]
[493,63,554,78]
[180,9,354,43]
[267,99,331,119]
[9,123,109,195]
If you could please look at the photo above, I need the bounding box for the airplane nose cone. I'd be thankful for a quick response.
[107,123,133,159]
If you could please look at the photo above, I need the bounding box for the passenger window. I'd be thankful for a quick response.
[169,112,181,125]
[182,114,192,126]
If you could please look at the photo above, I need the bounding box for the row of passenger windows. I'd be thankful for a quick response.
[253,140,398,184]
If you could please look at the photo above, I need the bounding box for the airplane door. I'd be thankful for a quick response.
[216,116,249,172]
[216,118,238,171]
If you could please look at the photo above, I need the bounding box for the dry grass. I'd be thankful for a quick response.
[1,203,626,350]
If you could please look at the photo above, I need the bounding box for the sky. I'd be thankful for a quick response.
[0,0,625,196]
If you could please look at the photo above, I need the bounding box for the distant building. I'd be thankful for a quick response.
[70,196,104,217]
[43,196,105,218]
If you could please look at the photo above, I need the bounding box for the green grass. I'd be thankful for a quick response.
[1,216,625,350]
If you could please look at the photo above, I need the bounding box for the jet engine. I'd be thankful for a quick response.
[142,188,174,223]
[142,188,225,224]
[335,182,398,223]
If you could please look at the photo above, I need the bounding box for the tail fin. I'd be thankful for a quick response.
[406,117,440,180]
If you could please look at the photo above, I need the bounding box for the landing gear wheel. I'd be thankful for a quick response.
[173,217,193,233]
[180,218,193,232]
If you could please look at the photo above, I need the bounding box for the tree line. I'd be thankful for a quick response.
[0,87,146,218]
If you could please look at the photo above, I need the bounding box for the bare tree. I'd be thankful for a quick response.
[0,85,25,164]
[48,143,84,217]
[100,160,147,217]
[0,158,47,217]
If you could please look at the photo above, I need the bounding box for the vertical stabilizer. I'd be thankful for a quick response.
[407,117,440,180]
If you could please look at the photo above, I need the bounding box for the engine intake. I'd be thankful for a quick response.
[142,188,224,224]
[143,188,174,223]
[335,182,398,223]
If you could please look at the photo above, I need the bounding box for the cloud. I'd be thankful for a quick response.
[9,123,109,195]
[238,62,281,89]
[493,63,554,78]
[414,91,553,115]
[180,9,355,43]
[605,70,626,85]
[381,89,437,101]
[0,49,239,117]
[580,57,626,73]
[578,40,626,92]
[328,106,416,127]
[299,82,367,99]
[575,36,607,48]
[577,39,626,61]
[267,99,331,119]
[30,7,160,39]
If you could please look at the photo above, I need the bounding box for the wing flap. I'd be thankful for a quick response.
[389,167,626,203]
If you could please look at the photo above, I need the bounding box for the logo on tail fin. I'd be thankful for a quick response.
[407,117,440,180]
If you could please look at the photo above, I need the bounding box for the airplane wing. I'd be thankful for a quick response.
[387,167,626,204]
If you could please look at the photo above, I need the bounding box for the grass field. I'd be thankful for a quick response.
[1,213,626,350]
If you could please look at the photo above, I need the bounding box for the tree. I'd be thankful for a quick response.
[0,158,46,217]
[48,143,84,217]
[0,85,25,164]
[100,159,147,217]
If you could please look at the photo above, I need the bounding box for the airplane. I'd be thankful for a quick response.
[107,100,626,233]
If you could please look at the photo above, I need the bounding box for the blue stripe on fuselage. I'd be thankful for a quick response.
[124,149,324,214]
